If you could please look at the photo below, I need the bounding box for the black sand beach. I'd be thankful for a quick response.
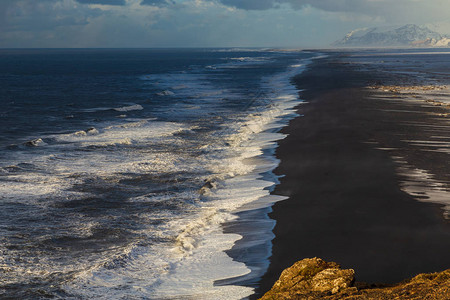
[255,53,450,297]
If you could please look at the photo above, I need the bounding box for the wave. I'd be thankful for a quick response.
[156,90,175,96]
[113,104,144,112]
[24,138,46,147]
[0,51,317,299]
[74,127,99,136]
[212,48,273,52]
[61,58,313,299]
[54,120,185,149]
[80,104,144,113]
[229,56,268,62]
[208,56,272,70]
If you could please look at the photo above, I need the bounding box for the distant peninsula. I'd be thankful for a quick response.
[333,24,450,48]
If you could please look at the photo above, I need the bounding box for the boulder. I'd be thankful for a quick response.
[261,258,354,299]
[260,257,450,300]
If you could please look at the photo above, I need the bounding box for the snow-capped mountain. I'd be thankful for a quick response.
[333,24,450,47]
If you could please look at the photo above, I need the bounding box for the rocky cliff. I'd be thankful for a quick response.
[260,258,450,299]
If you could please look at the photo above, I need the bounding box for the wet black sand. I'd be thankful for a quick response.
[255,54,450,297]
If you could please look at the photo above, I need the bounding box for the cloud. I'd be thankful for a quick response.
[217,0,381,12]
[140,0,175,6]
[215,0,450,25]
[3,0,93,31]
[215,0,437,16]
[219,0,277,10]
[0,0,101,47]
[76,0,126,5]
[1,0,449,48]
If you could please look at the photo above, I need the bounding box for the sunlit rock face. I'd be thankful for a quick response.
[261,258,450,300]
[260,258,355,299]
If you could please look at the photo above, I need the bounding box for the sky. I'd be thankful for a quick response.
[1,0,449,48]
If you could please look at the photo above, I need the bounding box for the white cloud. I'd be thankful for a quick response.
[0,0,448,48]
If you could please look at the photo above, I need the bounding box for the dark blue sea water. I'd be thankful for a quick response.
[0,48,316,299]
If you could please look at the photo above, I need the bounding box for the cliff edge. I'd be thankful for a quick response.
[260,258,450,299]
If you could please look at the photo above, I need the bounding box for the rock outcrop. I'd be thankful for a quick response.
[261,258,355,299]
[261,258,450,299]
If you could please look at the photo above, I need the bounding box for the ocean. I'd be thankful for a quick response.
[0,48,317,299]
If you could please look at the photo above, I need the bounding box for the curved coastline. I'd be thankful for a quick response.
[255,51,450,298]
[216,56,317,292]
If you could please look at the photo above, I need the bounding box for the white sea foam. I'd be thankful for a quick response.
[0,53,314,299]
[113,104,144,112]
[213,48,273,53]
[210,56,272,70]
[63,59,312,299]
[74,127,99,136]
[80,104,143,113]
[157,90,175,96]
[0,119,191,211]
[0,173,75,202]
[24,138,46,147]
[56,120,184,149]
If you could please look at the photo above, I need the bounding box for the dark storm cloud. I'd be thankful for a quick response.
[218,0,384,13]
[76,0,126,5]
[140,0,175,6]
[2,0,94,32]
[287,0,382,12]
[219,0,277,10]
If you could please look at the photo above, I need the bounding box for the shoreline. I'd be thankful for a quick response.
[255,53,450,297]
[217,57,315,292]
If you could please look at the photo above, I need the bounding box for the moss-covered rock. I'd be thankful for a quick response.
[260,258,450,300]
[261,258,354,299]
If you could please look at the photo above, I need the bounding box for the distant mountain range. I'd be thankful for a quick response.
[333,24,450,48]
